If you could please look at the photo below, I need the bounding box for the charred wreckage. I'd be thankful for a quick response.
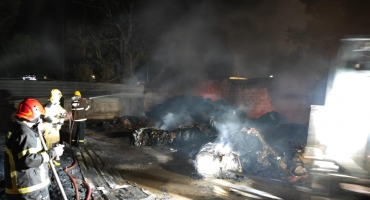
[121,98,309,183]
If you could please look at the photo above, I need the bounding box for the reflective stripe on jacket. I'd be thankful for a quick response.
[71,98,89,121]
[5,120,51,195]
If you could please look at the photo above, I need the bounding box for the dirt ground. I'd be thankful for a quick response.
[84,128,302,200]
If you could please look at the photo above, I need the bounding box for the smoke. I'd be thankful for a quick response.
[137,0,310,90]
[159,112,193,130]
[147,95,247,130]
[219,0,311,78]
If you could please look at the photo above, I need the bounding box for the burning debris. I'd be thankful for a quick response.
[169,124,201,144]
[194,127,295,180]
[146,95,246,130]
[228,127,291,179]
[88,116,148,131]
[132,124,216,146]
[115,116,148,130]
[194,142,242,178]
[132,128,172,146]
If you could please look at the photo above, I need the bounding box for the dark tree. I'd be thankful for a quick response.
[70,0,151,83]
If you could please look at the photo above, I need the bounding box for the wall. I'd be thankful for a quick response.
[235,88,273,118]
[143,79,274,119]
[0,80,145,121]
[143,79,311,125]
[6,96,145,121]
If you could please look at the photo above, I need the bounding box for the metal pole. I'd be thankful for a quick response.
[38,132,68,200]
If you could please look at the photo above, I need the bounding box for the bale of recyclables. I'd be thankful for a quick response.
[195,142,242,178]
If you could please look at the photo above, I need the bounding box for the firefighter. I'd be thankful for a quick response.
[43,89,67,165]
[5,98,64,200]
[71,90,90,147]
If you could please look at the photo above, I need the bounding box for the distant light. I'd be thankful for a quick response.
[44,76,47,79]
[22,75,36,81]
[229,77,247,80]
[270,75,273,78]
[92,75,95,79]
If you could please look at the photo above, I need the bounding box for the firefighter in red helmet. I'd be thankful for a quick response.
[4,98,64,200]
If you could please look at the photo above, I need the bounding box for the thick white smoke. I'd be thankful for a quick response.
[159,112,193,130]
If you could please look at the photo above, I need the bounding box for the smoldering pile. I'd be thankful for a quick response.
[89,116,149,131]
[116,116,149,130]
[132,128,171,146]
[194,142,242,179]
[132,124,212,146]
[231,127,292,179]
[194,127,291,179]
[146,95,247,130]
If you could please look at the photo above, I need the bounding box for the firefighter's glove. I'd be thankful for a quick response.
[47,144,64,160]
[52,144,65,157]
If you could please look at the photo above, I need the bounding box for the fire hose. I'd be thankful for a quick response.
[38,129,68,200]
[66,106,92,199]
[63,156,91,200]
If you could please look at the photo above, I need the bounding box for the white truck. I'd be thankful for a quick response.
[304,37,370,198]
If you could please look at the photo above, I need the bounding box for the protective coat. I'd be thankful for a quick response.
[43,100,67,149]
[5,120,57,196]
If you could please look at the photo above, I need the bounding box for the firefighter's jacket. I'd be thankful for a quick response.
[4,120,57,195]
[71,98,90,121]
[43,100,67,148]
[43,100,67,127]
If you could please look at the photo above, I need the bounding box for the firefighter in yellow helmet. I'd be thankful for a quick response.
[71,90,90,147]
[5,98,64,199]
[42,89,68,164]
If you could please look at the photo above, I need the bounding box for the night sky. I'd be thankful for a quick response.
[2,0,370,94]
[2,0,305,78]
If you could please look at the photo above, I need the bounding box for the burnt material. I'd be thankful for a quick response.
[170,124,201,144]
[195,142,242,179]
[116,116,148,130]
[132,124,214,147]
[227,127,291,179]
[132,128,172,146]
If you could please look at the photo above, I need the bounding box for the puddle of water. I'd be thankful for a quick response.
[119,168,201,199]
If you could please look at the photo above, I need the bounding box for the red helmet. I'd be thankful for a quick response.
[15,98,46,121]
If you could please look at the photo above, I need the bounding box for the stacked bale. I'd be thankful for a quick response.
[194,142,242,178]
[170,124,201,144]
[132,128,171,146]
[228,127,290,179]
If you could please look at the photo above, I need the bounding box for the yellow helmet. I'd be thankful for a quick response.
[50,89,62,99]
[74,90,81,96]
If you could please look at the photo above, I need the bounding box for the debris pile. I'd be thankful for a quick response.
[212,127,292,180]
[194,142,242,178]
[115,116,148,130]
[169,124,201,144]
[288,148,309,182]
[132,128,172,146]
[88,116,148,131]
[132,124,216,147]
